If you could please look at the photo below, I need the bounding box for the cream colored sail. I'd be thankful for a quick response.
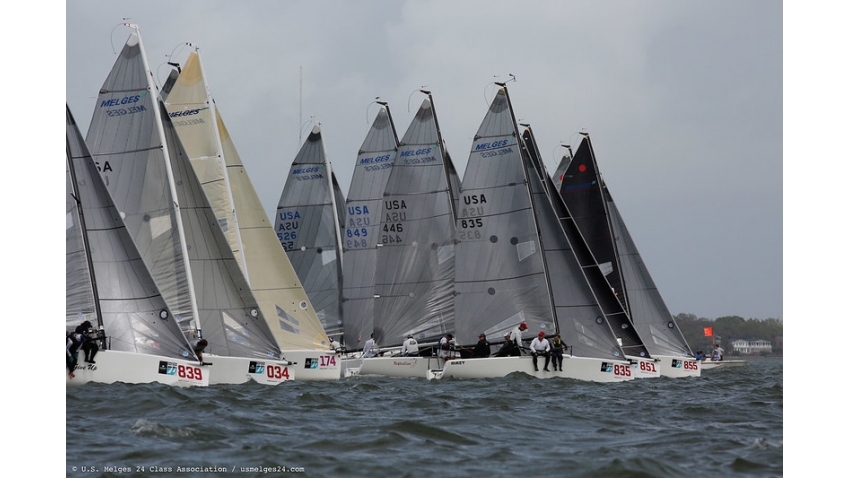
[165,50,329,351]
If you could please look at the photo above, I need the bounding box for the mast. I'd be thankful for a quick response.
[128,23,202,334]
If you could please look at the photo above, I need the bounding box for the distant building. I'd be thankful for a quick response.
[730,338,772,354]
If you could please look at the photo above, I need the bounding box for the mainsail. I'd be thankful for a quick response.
[561,135,691,356]
[164,49,330,351]
[275,124,345,339]
[453,88,555,345]
[372,93,458,346]
[341,105,399,348]
[85,26,281,359]
[67,105,192,358]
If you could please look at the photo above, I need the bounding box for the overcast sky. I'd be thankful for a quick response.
[63,0,783,322]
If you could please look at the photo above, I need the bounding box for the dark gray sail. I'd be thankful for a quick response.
[67,105,192,358]
[275,124,345,338]
[372,95,458,346]
[559,136,627,311]
[85,27,281,360]
[608,195,693,356]
[341,106,399,348]
[453,88,555,346]
[521,126,644,358]
[559,134,691,357]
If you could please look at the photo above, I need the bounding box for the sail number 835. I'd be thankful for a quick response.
[458,218,483,240]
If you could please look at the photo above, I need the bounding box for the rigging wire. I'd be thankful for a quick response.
[407,87,428,113]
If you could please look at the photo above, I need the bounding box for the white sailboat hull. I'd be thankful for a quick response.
[627,356,662,379]
[701,359,748,370]
[66,350,209,387]
[438,355,635,382]
[281,350,341,381]
[655,355,702,377]
[203,355,295,385]
[356,355,445,378]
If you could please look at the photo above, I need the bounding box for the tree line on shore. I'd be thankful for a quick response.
[674,313,783,356]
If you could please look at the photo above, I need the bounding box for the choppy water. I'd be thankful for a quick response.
[66,358,782,477]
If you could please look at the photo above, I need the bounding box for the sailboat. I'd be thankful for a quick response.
[66,104,209,387]
[341,104,399,353]
[274,123,346,343]
[162,48,339,380]
[441,85,636,382]
[521,126,659,379]
[358,91,461,378]
[559,134,700,377]
[84,25,294,385]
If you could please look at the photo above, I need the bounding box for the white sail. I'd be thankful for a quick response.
[67,104,208,387]
[164,50,331,354]
[85,27,281,361]
[68,104,194,358]
[161,51,245,271]
[275,124,345,340]
[372,95,458,347]
[341,106,399,348]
